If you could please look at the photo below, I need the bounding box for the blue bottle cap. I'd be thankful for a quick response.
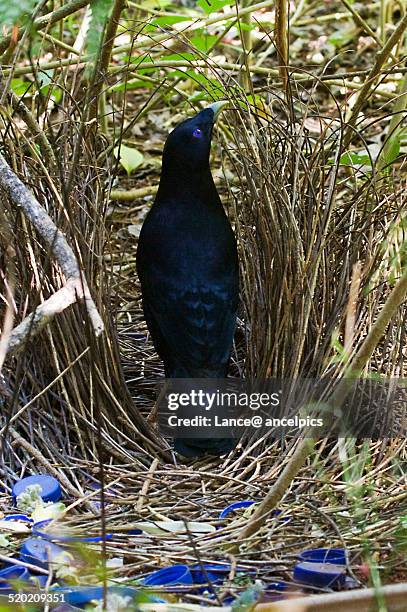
[219,500,255,519]
[12,475,62,503]
[19,537,66,569]
[0,565,31,587]
[32,519,113,543]
[191,563,231,585]
[298,548,346,566]
[266,581,288,592]
[51,586,142,607]
[4,514,33,523]
[142,565,193,586]
[293,562,346,589]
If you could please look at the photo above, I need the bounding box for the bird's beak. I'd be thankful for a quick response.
[206,100,228,121]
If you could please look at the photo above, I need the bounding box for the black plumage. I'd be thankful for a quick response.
[136,104,239,457]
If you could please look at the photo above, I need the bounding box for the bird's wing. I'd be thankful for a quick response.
[142,277,238,374]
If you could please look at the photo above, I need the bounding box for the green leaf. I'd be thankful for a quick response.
[191,32,218,52]
[109,79,154,92]
[238,21,256,32]
[340,151,372,167]
[383,130,401,165]
[328,25,357,48]
[197,0,232,15]
[114,145,144,175]
[10,78,31,96]
[164,52,199,62]
[152,15,191,27]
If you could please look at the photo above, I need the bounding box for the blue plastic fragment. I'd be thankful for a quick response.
[0,565,31,588]
[12,475,62,504]
[191,563,232,585]
[142,565,193,587]
[191,562,250,586]
[219,500,256,519]
[298,548,346,566]
[293,562,346,588]
[32,520,113,543]
[51,586,162,606]
[19,538,66,570]
[266,581,288,592]
[4,514,33,523]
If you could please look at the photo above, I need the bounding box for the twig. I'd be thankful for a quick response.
[0,152,104,356]
[344,261,361,353]
[9,427,83,500]
[110,186,158,201]
[137,458,160,511]
[252,581,407,611]
[6,280,94,355]
[275,0,289,90]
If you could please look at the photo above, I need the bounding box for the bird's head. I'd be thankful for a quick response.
[162,101,227,174]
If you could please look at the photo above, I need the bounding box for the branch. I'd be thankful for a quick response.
[6,278,101,355]
[252,581,407,611]
[0,152,104,356]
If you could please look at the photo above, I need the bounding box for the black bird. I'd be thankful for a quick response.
[136,102,239,458]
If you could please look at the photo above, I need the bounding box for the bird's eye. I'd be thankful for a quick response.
[192,127,203,139]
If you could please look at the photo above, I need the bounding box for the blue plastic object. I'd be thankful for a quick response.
[0,565,31,588]
[51,586,164,607]
[142,565,193,587]
[12,475,62,503]
[191,563,232,585]
[266,581,288,592]
[219,500,256,519]
[298,548,346,566]
[4,514,33,523]
[293,562,346,588]
[19,538,66,570]
[32,520,113,543]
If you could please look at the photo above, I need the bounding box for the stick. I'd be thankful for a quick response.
[253,581,407,611]
[0,152,104,356]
